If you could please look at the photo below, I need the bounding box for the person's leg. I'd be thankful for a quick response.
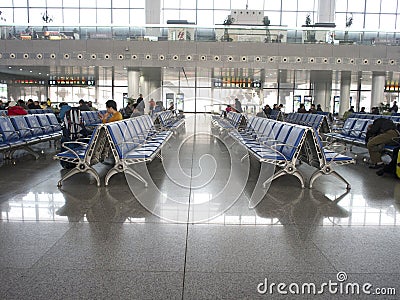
[367,130,399,164]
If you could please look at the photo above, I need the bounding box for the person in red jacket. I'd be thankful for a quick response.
[7,100,28,116]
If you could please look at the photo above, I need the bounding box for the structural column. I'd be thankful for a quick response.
[145,0,161,37]
[318,0,336,25]
[314,82,332,111]
[127,70,140,100]
[339,71,351,117]
[371,72,385,109]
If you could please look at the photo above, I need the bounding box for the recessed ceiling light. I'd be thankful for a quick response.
[38,72,41,75]
[8,66,11,69]
[46,74,49,76]
[29,70,32,72]
[19,68,23,71]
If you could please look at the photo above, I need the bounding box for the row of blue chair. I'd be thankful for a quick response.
[211,111,245,134]
[228,116,355,190]
[104,115,173,186]
[285,113,331,133]
[0,113,62,159]
[268,110,284,121]
[80,110,107,127]
[153,110,185,133]
[326,117,400,153]
[54,114,172,187]
[348,113,400,123]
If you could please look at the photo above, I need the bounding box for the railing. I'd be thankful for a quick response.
[1,24,400,46]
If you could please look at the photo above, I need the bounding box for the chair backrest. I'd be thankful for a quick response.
[106,122,131,158]
[341,118,357,135]
[0,117,20,142]
[350,119,369,138]
[280,125,305,159]
[24,115,44,137]
[46,113,62,131]
[36,114,54,134]
[10,116,33,139]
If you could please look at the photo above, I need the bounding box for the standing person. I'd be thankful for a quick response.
[136,94,144,105]
[149,98,156,115]
[234,98,243,113]
[390,101,398,113]
[98,100,123,123]
[366,118,400,168]
[348,106,355,113]
[359,107,366,114]
[7,100,28,116]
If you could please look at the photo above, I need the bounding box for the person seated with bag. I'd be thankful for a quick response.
[366,118,400,169]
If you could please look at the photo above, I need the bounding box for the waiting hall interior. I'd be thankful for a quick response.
[1,0,400,299]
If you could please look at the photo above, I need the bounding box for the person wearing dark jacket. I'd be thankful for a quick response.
[7,101,28,116]
[78,99,91,111]
[366,118,399,168]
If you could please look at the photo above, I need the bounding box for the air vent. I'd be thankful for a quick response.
[50,53,56,59]
[389,59,395,65]
[186,55,192,61]
[64,53,70,59]
[296,57,302,63]
[309,57,315,63]
[104,54,110,60]
[200,55,207,61]
[173,55,179,61]
[36,53,43,59]
[145,54,151,60]
[159,55,165,60]
[269,57,274,62]
[323,58,328,63]
[23,53,29,59]
[118,54,124,60]
[132,54,138,60]
[241,56,247,62]
[77,54,83,60]
[349,58,355,64]
[363,59,369,65]
[9,53,16,59]
[214,55,220,61]
[282,57,288,63]
[255,56,261,62]
[336,58,342,64]
[91,54,97,59]
[376,59,382,65]
[228,56,233,62]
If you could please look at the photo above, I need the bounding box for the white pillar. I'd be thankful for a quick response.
[318,0,336,24]
[371,72,385,108]
[314,82,332,112]
[128,70,140,100]
[146,0,161,37]
[339,71,351,117]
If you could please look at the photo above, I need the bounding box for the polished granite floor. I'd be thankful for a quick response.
[1,114,400,299]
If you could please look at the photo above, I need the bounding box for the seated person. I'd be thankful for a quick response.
[7,101,28,116]
[366,118,399,168]
[309,104,317,114]
[98,100,123,123]
[263,104,272,116]
[297,104,307,113]
[316,104,323,112]
[58,102,71,120]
